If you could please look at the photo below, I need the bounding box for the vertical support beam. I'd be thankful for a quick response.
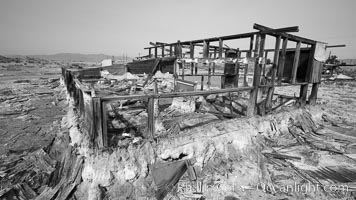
[201,76,204,91]
[147,97,154,139]
[219,38,223,58]
[300,44,316,107]
[277,38,288,85]
[203,40,209,58]
[178,40,183,58]
[101,101,108,147]
[299,84,308,107]
[149,48,152,58]
[173,60,177,92]
[213,48,217,74]
[181,60,185,80]
[243,35,255,87]
[234,62,240,87]
[154,46,158,58]
[203,40,210,89]
[263,51,268,76]
[207,63,211,90]
[161,45,165,57]
[265,36,281,112]
[93,97,104,148]
[190,42,194,75]
[248,35,254,58]
[170,45,173,56]
[309,83,319,105]
[247,34,265,117]
[291,41,301,84]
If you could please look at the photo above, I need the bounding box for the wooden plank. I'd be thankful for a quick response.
[170,45,173,56]
[162,45,165,57]
[263,51,268,76]
[309,83,319,105]
[101,86,254,102]
[265,36,281,112]
[92,98,104,148]
[149,48,152,58]
[248,35,254,58]
[190,43,194,75]
[277,37,288,85]
[234,62,240,87]
[144,32,256,49]
[101,101,108,147]
[253,23,316,45]
[155,47,158,58]
[247,34,265,117]
[201,76,204,91]
[208,63,211,89]
[291,41,301,84]
[253,23,299,34]
[147,97,155,139]
[299,84,308,107]
[203,40,209,58]
[219,38,223,58]
[300,44,315,107]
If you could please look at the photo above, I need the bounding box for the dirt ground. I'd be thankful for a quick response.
[0,63,66,156]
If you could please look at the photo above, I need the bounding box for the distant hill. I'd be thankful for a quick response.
[28,53,132,63]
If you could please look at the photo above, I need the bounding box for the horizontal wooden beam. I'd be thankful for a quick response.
[100,86,254,102]
[253,24,316,45]
[254,23,299,34]
[326,44,346,48]
[144,32,257,49]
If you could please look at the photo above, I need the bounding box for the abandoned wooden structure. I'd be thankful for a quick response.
[62,23,331,149]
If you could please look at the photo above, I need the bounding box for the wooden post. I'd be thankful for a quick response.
[309,83,319,105]
[203,40,209,58]
[277,38,288,85]
[173,60,177,92]
[219,38,223,58]
[170,45,173,56]
[208,63,211,89]
[300,44,316,107]
[181,61,185,80]
[307,44,319,105]
[161,45,165,57]
[190,42,194,75]
[101,101,108,147]
[149,48,152,58]
[265,36,281,112]
[147,97,154,139]
[243,35,255,87]
[155,47,158,58]
[248,35,254,58]
[247,34,265,117]
[201,76,204,91]
[234,62,240,87]
[263,51,268,76]
[178,40,182,58]
[213,48,217,74]
[291,41,301,84]
[299,84,308,107]
[93,98,104,148]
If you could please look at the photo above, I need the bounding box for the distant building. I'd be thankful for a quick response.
[101,59,112,67]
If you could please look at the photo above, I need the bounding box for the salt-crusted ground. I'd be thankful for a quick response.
[1,62,356,200]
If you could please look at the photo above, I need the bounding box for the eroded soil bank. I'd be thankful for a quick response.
[70,82,356,200]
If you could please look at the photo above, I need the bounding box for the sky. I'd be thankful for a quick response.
[0,0,356,59]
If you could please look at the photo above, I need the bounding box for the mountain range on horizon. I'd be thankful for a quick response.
[5,53,132,63]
